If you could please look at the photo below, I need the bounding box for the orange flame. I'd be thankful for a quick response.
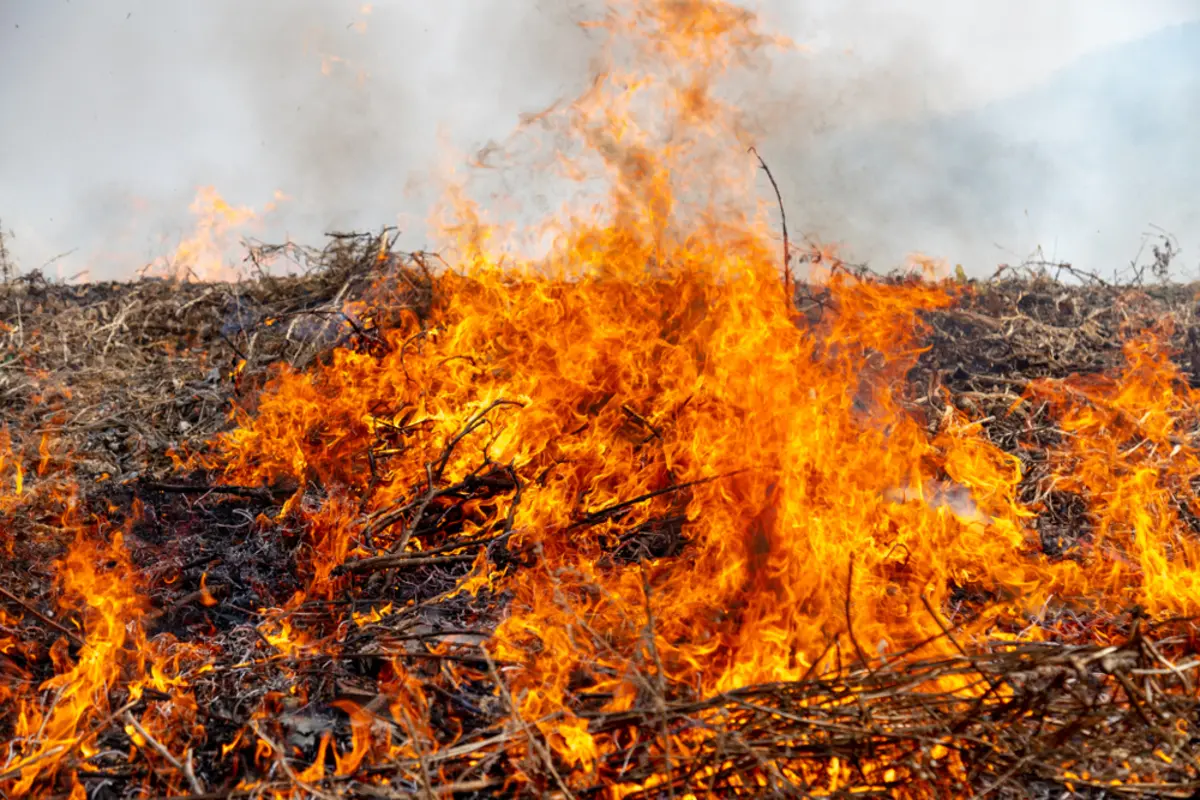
[5,0,1200,795]
[177,1,1200,790]
[187,2,1200,791]
[153,187,286,282]
[1,432,203,797]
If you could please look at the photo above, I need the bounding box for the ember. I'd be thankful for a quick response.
[3,1,1200,798]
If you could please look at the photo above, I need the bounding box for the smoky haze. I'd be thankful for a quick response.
[0,0,1197,280]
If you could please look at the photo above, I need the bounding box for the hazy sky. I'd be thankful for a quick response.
[1,0,1197,279]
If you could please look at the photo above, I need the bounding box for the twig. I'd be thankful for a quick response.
[249,721,337,800]
[749,146,792,303]
[482,649,577,800]
[570,471,745,528]
[396,705,437,800]
[337,550,480,575]
[0,584,84,649]
[122,710,206,795]
[140,481,275,501]
[640,563,677,800]
[966,754,1037,800]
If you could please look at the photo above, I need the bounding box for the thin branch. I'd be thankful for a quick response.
[123,710,206,795]
[0,584,84,649]
[749,146,792,303]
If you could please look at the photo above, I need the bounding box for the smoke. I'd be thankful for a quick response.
[754,1,1200,275]
[0,0,600,278]
[0,0,1196,280]
[204,0,598,241]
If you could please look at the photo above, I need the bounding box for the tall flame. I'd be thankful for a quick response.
[195,0,1200,788]
[5,0,1199,795]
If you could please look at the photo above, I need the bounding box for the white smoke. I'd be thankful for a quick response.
[0,0,1196,280]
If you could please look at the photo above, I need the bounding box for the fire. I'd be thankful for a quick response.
[192,0,1200,790]
[154,186,286,282]
[3,0,1199,796]
[1027,332,1200,617]
[0,431,205,798]
[6,532,142,796]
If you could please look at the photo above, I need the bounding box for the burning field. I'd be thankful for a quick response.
[3,2,1200,798]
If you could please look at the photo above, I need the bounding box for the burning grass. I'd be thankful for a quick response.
[4,1,1200,796]
[2,236,1200,799]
